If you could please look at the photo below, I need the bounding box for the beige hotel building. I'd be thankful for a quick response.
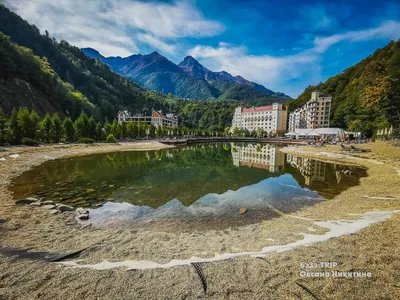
[288,91,332,133]
[231,103,288,134]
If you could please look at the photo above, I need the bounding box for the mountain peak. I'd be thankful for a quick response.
[82,47,104,59]
[179,55,202,67]
[149,51,161,57]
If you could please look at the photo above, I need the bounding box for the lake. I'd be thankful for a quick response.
[11,143,367,231]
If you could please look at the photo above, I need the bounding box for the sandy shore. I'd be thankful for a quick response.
[1,141,400,299]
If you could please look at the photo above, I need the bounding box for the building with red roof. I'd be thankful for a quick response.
[231,102,287,134]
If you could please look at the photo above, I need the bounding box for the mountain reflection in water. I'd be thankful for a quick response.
[11,143,366,230]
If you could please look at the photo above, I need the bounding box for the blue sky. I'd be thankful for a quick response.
[3,0,400,97]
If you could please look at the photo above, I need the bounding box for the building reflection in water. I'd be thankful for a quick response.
[285,154,367,199]
[230,144,367,200]
[231,143,285,173]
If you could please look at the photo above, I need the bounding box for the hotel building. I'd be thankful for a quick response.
[231,143,285,173]
[117,111,178,128]
[231,103,287,134]
[288,91,332,132]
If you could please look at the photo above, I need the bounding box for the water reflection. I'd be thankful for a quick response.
[231,143,285,172]
[11,143,366,230]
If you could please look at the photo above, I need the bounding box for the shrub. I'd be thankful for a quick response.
[22,137,38,146]
[78,137,95,144]
[106,133,117,143]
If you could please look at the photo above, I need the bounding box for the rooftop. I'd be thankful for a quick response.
[242,105,286,113]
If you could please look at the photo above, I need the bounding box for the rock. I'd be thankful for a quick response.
[78,214,89,220]
[76,207,89,220]
[9,154,20,158]
[30,201,42,206]
[95,203,103,208]
[43,204,56,209]
[50,210,59,215]
[76,207,89,215]
[15,198,38,205]
[0,157,6,161]
[0,218,6,223]
[57,204,74,212]
[26,197,39,202]
[240,208,248,215]
[344,170,352,176]
[42,200,54,205]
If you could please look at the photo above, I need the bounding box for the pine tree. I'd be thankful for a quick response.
[40,114,53,143]
[63,117,75,143]
[52,113,63,143]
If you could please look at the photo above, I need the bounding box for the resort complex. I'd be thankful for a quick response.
[2,2,400,299]
[288,91,332,132]
[231,103,287,134]
[117,110,178,128]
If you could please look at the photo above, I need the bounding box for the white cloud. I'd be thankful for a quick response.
[189,43,318,96]
[189,21,400,97]
[136,34,176,55]
[3,0,224,57]
[313,20,400,53]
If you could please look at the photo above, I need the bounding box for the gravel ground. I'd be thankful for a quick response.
[0,141,399,299]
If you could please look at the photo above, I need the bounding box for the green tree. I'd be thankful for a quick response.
[156,125,163,138]
[149,124,156,138]
[63,117,75,143]
[104,121,112,136]
[127,122,138,139]
[40,114,53,143]
[110,120,120,138]
[224,127,230,137]
[52,113,63,142]
[138,121,145,138]
[87,117,97,139]
[74,112,89,139]
[17,107,37,139]
[120,121,128,139]
[232,126,239,137]
[95,122,104,141]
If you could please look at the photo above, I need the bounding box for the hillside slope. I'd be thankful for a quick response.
[288,40,400,135]
[0,4,158,120]
[0,32,93,117]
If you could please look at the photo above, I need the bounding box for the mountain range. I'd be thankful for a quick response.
[82,48,291,102]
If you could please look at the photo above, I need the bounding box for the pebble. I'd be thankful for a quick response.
[76,207,89,215]
[15,198,38,205]
[43,204,56,209]
[26,197,39,202]
[78,214,89,220]
[56,204,74,212]
[30,201,42,206]
[42,200,54,205]
[9,154,20,158]
[76,207,90,220]
[0,157,5,161]
[240,208,248,215]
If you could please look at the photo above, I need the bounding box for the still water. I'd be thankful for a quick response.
[11,143,366,230]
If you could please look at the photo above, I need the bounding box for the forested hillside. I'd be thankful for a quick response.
[0,4,236,131]
[288,40,400,136]
[0,33,93,117]
[0,4,159,121]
